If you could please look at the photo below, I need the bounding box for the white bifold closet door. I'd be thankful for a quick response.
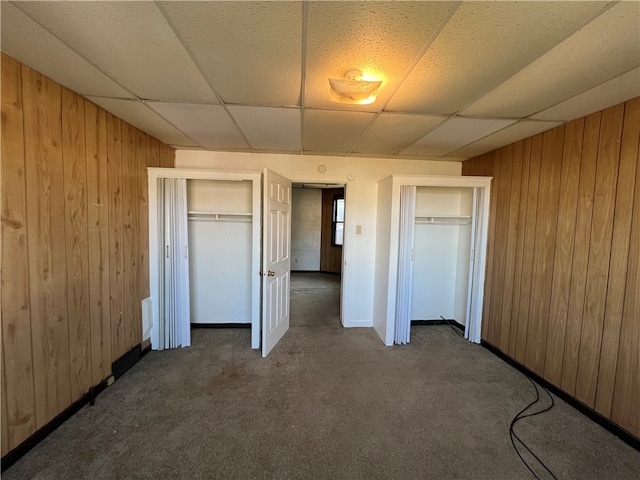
[395,185,416,345]
[467,188,483,343]
[158,177,191,350]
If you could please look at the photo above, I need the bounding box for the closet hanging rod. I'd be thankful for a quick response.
[188,211,251,216]
[415,214,471,219]
[187,211,252,222]
[415,215,471,225]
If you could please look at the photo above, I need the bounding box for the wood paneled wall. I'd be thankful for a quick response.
[463,98,640,440]
[320,188,343,273]
[1,53,175,456]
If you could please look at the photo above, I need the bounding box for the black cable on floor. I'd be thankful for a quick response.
[509,376,558,480]
[440,315,464,338]
[435,316,556,478]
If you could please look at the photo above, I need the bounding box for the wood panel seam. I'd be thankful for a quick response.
[592,103,628,409]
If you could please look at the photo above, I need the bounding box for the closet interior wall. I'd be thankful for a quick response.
[187,180,253,325]
[411,187,473,326]
[462,97,640,440]
[1,53,175,456]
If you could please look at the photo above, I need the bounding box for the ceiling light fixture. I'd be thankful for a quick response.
[329,70,382,105]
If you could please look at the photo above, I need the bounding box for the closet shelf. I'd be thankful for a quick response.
[415,214,471,225]
[187,211,252,222]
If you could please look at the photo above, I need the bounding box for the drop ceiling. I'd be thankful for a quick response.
[2,1,639,161]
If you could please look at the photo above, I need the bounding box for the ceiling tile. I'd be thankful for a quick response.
[386,1,612,115]
[449,120,562,158]
[353,114,447,154]
[148,103,249,150]
[401,117,517,156]
[531,67,640,122]
[228,106,300,151]
[0,2,132,98]
[159,1,303,106]
[303,110,374,153]
[3,1,636,162]
[14,1,217,103]
[462,2,640,119]
[86,97,198,147]
[304,1,459,111]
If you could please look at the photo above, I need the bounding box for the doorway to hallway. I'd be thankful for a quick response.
[291,183,345,328]
[290,272,341,328]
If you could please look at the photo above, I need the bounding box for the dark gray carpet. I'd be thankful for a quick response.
[4,273,639,479]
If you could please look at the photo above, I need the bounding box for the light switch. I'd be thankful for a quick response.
[355,225,362,235]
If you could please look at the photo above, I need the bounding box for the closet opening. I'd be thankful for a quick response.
[373,174,491,347]
[148,169,262,352]
[187,179,254,332]
[291,183,345,328]
[409,186,474,334]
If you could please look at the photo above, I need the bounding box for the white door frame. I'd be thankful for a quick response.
[290,182,348,325]
[380,175,492,345]
[287,178,353,327]
[148,168,262,350]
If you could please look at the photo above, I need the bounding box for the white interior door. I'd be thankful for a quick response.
[464,188,479,340]
[262,169,292,357]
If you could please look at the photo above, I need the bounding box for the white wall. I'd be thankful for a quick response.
[176,151,461,327]
[373,176,393,342]
[411,224,458,319]
[188,179,252,213]
[291,188,321,270]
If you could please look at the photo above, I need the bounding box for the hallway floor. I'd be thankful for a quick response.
[290,272,341,328]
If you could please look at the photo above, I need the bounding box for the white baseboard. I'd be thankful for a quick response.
[344,319,372,328]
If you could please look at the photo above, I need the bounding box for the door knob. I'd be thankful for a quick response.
[268,271,275,276]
